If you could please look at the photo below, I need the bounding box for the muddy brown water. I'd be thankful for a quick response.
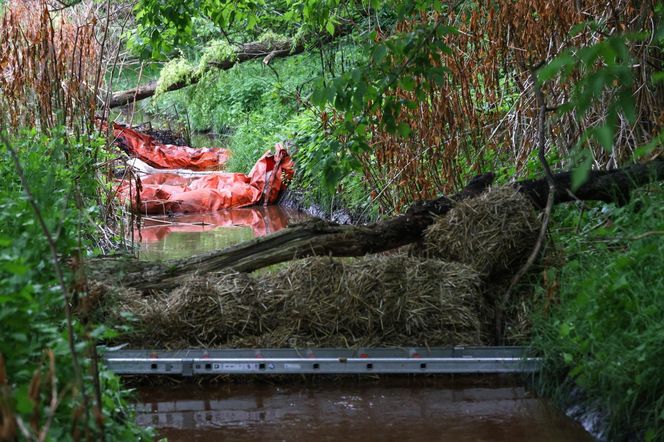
[134,378,592,441]
[131,207,591,441]
[136,206,309,261]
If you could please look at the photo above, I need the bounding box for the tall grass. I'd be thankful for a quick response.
[532,184,664,441]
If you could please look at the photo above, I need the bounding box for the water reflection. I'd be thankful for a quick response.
[134,379,593,441]
[136,206,309,261]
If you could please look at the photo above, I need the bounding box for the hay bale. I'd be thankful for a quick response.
[421,186,541,276]
[260,256,483,347]
[114,271,264,348]
[110,256,484,349]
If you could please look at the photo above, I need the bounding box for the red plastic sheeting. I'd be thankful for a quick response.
[112,123,230,171]
[118,145,295,215]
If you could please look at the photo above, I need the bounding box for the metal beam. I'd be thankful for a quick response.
[101,346,541,376]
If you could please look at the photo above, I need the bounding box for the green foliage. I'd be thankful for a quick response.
[0,129,150,440]
[130,0,263,58]
[305,19,457,186]
[151,49,324,169]
[197,39,238,74]
[151,41,370,213]
[132,0,459,188]
[132,0,663,193]
[540,35,635,183]
[155,57,196,95]
[532,185,664,441]
[257,30,291,47]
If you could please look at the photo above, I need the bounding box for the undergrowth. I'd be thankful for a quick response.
[532,184,664,441]
[0,129,151,440]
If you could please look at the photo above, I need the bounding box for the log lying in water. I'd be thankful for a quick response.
[93,159,663,291]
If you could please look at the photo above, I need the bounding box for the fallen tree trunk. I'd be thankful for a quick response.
[91,159,663,290]
[108,40,301,108]
[108,32,346,108]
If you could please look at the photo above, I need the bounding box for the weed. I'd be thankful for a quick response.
[532,184,664,441]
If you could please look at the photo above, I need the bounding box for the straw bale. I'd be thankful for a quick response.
[263,256,483,347]
[114,271,263,348]
[110,256,484,348]
[421,186,541,276]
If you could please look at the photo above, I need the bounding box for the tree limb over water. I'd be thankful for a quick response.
[90,159,664,291]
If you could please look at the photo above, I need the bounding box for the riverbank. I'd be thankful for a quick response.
[531,184,664,441]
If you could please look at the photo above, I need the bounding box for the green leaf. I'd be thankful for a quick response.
[559,322,572,337]
[594,124,614,152]
[538,53,574,83]
[569,365,583,378]
[325,20,335,36]
[15,385,34,414]
[399,76,416,92]
[572,151,593,191]
[645,429,656,442]
[633,132,663,159]
[618,90,637,123]
[397,122,411,137]
[372,44,388,64]
[311,85,326,107]
[11,333,28,343]
[325,86,336,104]
[2,261,29,276]
[246,14,257,30]
[652,71,664,84]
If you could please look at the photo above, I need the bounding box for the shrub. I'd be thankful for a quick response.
[0,129,151,440]
[533,185,664,441]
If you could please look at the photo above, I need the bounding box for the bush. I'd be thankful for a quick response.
[532,185,664,441]
[0,129,150,440]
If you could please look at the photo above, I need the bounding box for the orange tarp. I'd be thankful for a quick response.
[112,123,230,171]
[118,145,295,215]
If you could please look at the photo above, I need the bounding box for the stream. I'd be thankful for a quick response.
[130,208,593,441]
[121,116,592,441]
[134,378,593,441]
[136,206,309,261]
